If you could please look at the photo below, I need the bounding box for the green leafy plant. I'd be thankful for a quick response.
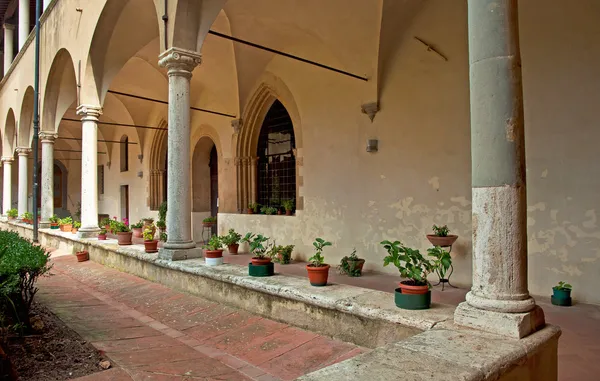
[100,218,111,227]
[156,219,166,228]
[220,229,242,246]
[309,238,331,267]
[242,233,271,259]
[75,202,81,220]
[282,199,295,211]
[22,212,33,221]
[99,228,107,235]
[260,206,278,215]
[73,221,81,229]
[203,235,223,251]
[203,216,217,223]
[131,220,144,229]
[7,209,18,218]
[143,227,155,241]
[338,248,363,277]
[48,214,60,223]
[60,216,73,225]
[381,240,436,286]
[248,202,259,212]
[432,225,449,237]
[427,246,452,280]
[113,220,131,233]
[271,244,295,264]
[158,201,167,223]
[553,281,572,291]
[159,232,168,242]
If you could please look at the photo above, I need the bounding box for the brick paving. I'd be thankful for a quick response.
[36,251,365,381]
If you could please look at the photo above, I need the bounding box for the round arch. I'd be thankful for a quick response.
[147,120,168,210]
[3,109,16,155]
[42,48,77,133]
[18,86,34,148]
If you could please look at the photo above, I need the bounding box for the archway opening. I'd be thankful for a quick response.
[37,161,68,217]
[192,136,218,240]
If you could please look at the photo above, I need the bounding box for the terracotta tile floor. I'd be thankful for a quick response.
[37,252,366,381]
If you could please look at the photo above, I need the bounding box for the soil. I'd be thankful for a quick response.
[4,302,107,380]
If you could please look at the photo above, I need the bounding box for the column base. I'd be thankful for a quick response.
[78,227,101,239]
[39,221,50,228]
[158,246,203,261]
[454,302,545,339]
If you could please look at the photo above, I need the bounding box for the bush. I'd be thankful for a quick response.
[0,230,52,333]
[7,209,18,218]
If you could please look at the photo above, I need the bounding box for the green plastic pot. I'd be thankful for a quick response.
[248,262,274,277]
[551,288,572,306]
[394,288,431,310]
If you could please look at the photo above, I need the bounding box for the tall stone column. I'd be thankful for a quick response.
[2,157,14,215]
[43,0,50,11]
[77,105,102,237]
[18,0,29,50]
[39,132,57,227]
[3,24,14,75]
[16,147,31,217]
[158,47,202,260]
[454,0,545,339]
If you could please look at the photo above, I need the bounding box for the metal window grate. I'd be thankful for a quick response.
[98,165,104,195]
[257,100,296,210]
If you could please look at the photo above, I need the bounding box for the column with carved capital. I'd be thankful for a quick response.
[16,147,31,217]
[2,156,14,216]
[39,132,57,227]
[157,47,203,260]
[77,105,102,237]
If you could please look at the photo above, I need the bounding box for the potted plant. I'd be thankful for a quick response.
[260,206,278,215]
[306,238,331,286]
[7,208,18,220]
[272,244,294,264]
[203,235,224,266]
[338,248,365,277]
[98,228,107,240]
[282,199,294,216]
[114,219,132,245]
[100,217,111,232]
[247,202,258,214]
[158,201,167,223]
[202,216,217,227]
[60,216,73,232]
[143,226,158,253]
[426,225,458,247]
[22,212,33,224]
[221,229,242,254]
[72,221,81,234]
[243,233,274,276]
[381,240,439,310]
[131,220,144,238]
[49,214,60,229]
[428,246,453,287]
[143,217,156,236]
[159,231,168,243]
[156,219,166,233]
[551,281,572,306]
[76,250,89,262]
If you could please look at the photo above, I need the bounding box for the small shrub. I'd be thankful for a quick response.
[60,216,73,226]
[156,219,166,228]
[22,212,33,221]
[203,216,217,223]
[338,248,363,277]
[282,199,294,211]
[553,281,572,291]
[131,220,144,229]
[220,229,242,246]
[248,202,259,212]
[260,206,278,215]
[73,221,81,229]
[48,214,60,223]
[100,218,111,227]
[309,238,331,267]
[271,245,294,264]
[99,228,107,235]
[432,225,450,237]
[158,201,168,222]
[159,232,168,242]
[7,209,18,218]
[203,235,222,251]
[143,227,155,241]
[242,233,271,258]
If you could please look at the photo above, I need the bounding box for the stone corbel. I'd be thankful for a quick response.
[76,104,103,121]
[38,131,58,144]
[231,119,242,134]
[361,102,379,122]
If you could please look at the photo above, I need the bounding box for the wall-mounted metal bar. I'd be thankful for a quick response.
[208,30,369,82]
[37,148,107,154]
[62,118,166,131]
[58,136,138,144]
[107,90,236,118]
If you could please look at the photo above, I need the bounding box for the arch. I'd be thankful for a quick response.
[42,48,77,133]
[3,109,16,155]
[192,136,217,213]
[18,86,35,148]
[120,135,129,172]
[169,0,227,51]
[37,160,69,216]
[147,121,168,210]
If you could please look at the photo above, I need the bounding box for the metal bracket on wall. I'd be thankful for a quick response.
[414,36,448,61]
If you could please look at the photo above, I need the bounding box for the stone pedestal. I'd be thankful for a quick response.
[16,147,31,217]
[2,157,13,215]
[77,105,102,238]
[39,132,57,228]
[454,0,545,339]
[157,47,202,261]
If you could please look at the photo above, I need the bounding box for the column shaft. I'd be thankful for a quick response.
[2,157,14,215]
[39,132,57,226]
[43,0,50,11]
[16,148,31,217]
[77,105,102,236]
[3,24,14,75]
[18,0,29,50]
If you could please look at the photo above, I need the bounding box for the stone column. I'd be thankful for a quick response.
[77,105,102,237]
[18,0,29,50]
[249,156,258,204]
[16,147,31,217]
[39,132,57,227]
[43,0,50,11]
[158,47,202,260]
[454,0,545,339]
[2,157,14,215]
[3,24,14,75]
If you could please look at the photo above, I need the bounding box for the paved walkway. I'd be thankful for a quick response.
[36,251,365,380]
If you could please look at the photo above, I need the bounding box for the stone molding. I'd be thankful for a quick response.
[76,104,103,121]
[38,132,58,143]
[15,147,31,156]
[1,156,14,163]
[3,23,15,31]
[158,47,202,77]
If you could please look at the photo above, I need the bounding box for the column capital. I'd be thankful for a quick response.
[1,156,14,163]
[3,23,15,31]
[39,131,58,143]
[158,47,202,77]
[15,147,31,156]
[76,104,103,121]
[250,156,258,164]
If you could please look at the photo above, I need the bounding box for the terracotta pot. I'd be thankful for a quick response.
[228,244,239,254]
[71,228,78,234]
[117,232,133,245]
[142,219,154,226]
[205,249,224,258]
[144,240,159,253]
[398,281,429,295]
[251,257,272,266]
[76,251,89,262]
[306,264,330,287]
[247,209,254,214]
[277,210,283,215]
[202,222,216,228]
[98,234,107,240]
[347,259,365,276]
[50,222,59,229]
[61,224,73,232]
[426,234,458,247]
[132,227,143,238]
[285,210,292,216]
[8,216,15,220]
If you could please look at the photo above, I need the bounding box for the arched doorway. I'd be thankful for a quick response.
[209,145,218,234]
[37,161,68,217]
[192,137,219,241]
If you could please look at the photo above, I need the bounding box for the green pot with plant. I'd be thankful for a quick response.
[49,214,60,229]
[60,216,73,232]
[202,216,217,227]
[306,238,331,286]
[221,229,242,254]
[242,233,272,266]
[426,225,458,247]
[98,228,107,240]
[114,220,132,245]
[282,199,294,216]
[131,220,144,238]
[272,245,294,264]
[203,235,224,266]
[72,221,81,234]
[143,227,158,253]
[7,208,18,220]
[551,281,572,306]
[247,202,258,215]
[338,248,365,277]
